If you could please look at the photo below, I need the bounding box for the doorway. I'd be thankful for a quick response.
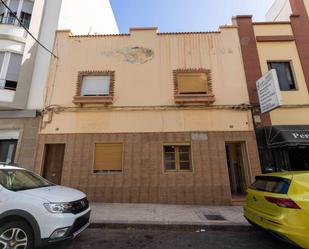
[42,144,65,185]
[225,142,249,197]
[288,148,309,171]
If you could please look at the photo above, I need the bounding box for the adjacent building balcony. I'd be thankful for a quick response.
[0,87,15,103]
[0,16,27,42]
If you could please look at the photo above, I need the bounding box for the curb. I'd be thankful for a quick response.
[89,222,254,232]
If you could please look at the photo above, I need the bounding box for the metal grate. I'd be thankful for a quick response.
[204,214,226,221]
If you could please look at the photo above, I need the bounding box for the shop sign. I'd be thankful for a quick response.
[256,69,283,113]
[291,132,309,140]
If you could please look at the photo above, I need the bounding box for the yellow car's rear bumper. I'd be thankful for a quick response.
[244,206,309,248]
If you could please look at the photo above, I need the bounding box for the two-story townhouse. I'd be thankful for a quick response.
[234,0,309,173]
[34,27,261,205]
[0,0,118,169]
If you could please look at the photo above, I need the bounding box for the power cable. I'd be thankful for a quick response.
[0,0,57,58]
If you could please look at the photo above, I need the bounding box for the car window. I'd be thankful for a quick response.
[250,176,291,194]
[0,169,54,191]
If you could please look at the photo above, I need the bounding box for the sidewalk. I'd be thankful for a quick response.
[90,203,250,229]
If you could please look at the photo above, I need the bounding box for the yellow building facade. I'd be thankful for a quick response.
[34,27,261,204]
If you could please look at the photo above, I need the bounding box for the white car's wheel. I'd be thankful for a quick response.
[0,221,34,249]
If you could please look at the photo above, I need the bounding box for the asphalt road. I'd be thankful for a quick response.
[46,228,299,249]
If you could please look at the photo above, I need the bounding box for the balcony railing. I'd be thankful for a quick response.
[0,15,30,29]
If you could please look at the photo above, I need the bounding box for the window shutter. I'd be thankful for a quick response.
[22,0,34,14]
[8,0,19,12]
[6,53,22,82]
[81,76,110,96]
[177,73,208,94]
[94,144,123,171]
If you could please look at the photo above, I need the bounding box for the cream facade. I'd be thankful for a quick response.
[235,0,309,172]
[35,27,261,204]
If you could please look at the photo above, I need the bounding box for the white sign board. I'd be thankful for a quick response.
[256,69,283,113]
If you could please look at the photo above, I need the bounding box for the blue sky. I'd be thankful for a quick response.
[110,0,275,33]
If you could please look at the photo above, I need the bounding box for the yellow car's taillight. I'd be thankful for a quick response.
[265,196,301,209]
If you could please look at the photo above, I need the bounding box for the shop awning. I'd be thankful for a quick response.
[265,125,309,148]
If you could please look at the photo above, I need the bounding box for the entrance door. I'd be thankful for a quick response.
[225,142,248,197]
[288,148,309,171]
[42,144,65,185]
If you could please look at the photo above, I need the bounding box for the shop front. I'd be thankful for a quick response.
[257,126,309,172]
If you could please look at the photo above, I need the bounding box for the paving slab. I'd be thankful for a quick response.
[90,203,249,228]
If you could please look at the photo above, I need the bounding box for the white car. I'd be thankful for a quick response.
[0,164,91,249]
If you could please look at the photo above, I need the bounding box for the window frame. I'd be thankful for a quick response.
[92,143,124,174]
[163,144,193,173]
[267,61,298,91]
[173,69,215,104]
[73,71,115,105]
[20,11,32,29]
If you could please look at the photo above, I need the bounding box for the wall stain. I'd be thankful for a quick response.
[102,47,154,64]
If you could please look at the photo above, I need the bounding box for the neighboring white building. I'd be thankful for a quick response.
[266,0,292,21]
[0,0,33,104]
[0,0,118,169]
[266,0,309,21]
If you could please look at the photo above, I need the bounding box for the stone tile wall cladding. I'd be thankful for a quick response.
[0,117,40,170]
[35,131,260,205]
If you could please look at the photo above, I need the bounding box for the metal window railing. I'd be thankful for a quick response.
[0,15,30,28]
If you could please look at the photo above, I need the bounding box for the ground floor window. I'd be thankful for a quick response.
[163,145,192,172]
[0,139,17,164]
[94,143,123,173]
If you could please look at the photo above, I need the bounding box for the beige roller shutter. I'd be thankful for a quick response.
[94,144,123,171]
[177,72,208,94]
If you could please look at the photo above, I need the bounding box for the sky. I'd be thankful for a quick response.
[110,0,275,33]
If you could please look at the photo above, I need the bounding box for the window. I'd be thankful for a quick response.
[268,62,296,90]
[4,80,17,90]
[5,53,22,91]
[177,72,208,94]
[7,12,17,25]
[250,176,291,194]
[163,145,192,172]
[173,69,215,104]
[94,144,123,173]
[0,140,17,164]
[20,12,31,29]
[81,76,110,96]
[73,71,115,105]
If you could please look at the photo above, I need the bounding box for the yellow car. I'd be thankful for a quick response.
[244,171,309,248]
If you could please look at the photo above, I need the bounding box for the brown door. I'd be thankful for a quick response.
[42,144,65,185]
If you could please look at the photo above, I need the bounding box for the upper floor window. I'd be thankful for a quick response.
[73,71,115,105]
[177,72,208,94]
[267,62,296,91]
[81,76,110,96]
[5,53,22,91]
[7,12,17,25]
[20,12,31,29]
[0,52,22,91]
[173,69,215,104]
[0,0,33,27]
